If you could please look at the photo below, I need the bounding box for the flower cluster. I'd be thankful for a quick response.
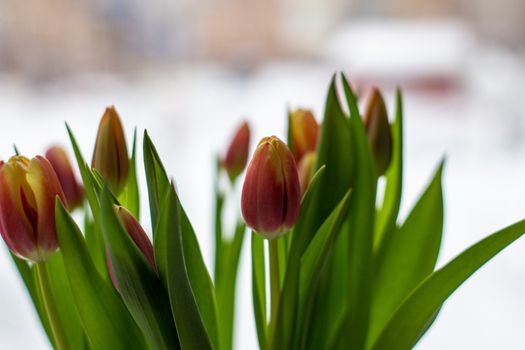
[0,73,523,350]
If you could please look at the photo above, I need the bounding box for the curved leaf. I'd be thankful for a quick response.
[55,199,147,350]
[371,218,525,350]
[369,162,444,346]
[101,187,179,350]
[158,187,215,350]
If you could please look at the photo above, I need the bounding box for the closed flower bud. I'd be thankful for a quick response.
[241,136,300,239]
[0,156,66,262]
[107,206,156,289]
[290,109,319,163]
[45,146,84,211]
[363,88,393,176]
[297,151,316,196]
[91,106,129,195]
[222,121,250,182]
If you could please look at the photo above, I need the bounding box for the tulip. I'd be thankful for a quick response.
[92,106,129,195]
[363,87,393,176]
[0,156,66,262]
[222,121,250,182]
[290,109,319,163]
[108,206,156,289]
[297,151,316,196]
[45,146,84,210]
[241,136,300,239]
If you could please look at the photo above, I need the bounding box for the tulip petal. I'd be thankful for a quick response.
[0,157,37,259]
[26,156,65,257]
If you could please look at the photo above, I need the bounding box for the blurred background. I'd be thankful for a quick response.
[1,0,525,349]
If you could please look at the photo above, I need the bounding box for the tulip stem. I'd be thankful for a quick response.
[269,238,280,340]
[36,262,68,350]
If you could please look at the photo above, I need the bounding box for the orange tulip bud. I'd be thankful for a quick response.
[241,136,300,239]
[222,121,250,182]
[290,109,319,163]
[363,87,393,176]
[91,106,129,195]
[0,156,66,262]
[297,151,316,196]
[45,146,84,210]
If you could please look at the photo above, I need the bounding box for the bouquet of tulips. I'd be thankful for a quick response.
[1,72,525,350]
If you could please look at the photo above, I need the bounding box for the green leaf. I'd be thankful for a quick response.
[119,128,140,218]
[299,190,352,305]
[55,199,147,350]
[66,124,109,281]
[296,74,356,349]
[251,233,267,350]
[157,187,216,350]
[272,167,325,349]
[369,162,444,347]
[45,253,86,349]
[215,221,246,350]
[339,74,377,349]
[296,190,353,350]
[374,88,404,251]
[100,186,179,350]
[312,74,354,230]
[143,131,170,234]
[370,218,525,350]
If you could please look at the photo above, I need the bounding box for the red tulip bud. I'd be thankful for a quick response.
[45,146,84,211]
[92,106,129,195]
[297,151,316,196]
[241,136,300,239]
[363,87,393,176]
[290,109,319,163]
[222,121,250,182]
[0,156,66,262]
[107,206,156,289]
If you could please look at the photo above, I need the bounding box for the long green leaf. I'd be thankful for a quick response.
[335,74,376,349]
[66,124,109,281]
[371,218,525,350]
[272,167,325,350]
[158,187,214,350]
[374,88,403,251]
[119,128,140,218]
[100,186,179,350]
[297,74,355,348]
[215,221,246,350]
[55,199,146,350]
[46,253,86,349]
[369,162,444,346]
[299,189,352,305]
[297,189,353,350]
[143,131,170,233]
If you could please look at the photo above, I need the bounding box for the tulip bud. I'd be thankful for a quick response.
[290,109,319,163]
[363,88,393,176]
[45,146,84,211]
[0,156,66,262]
[241,136,300,239]
[297,151,316,196]
[222,121,250,183]
[91,106,129,195]
[107,206,156,289]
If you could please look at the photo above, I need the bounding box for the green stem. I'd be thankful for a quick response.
[36,262,68,350]
[269,238,280,341]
